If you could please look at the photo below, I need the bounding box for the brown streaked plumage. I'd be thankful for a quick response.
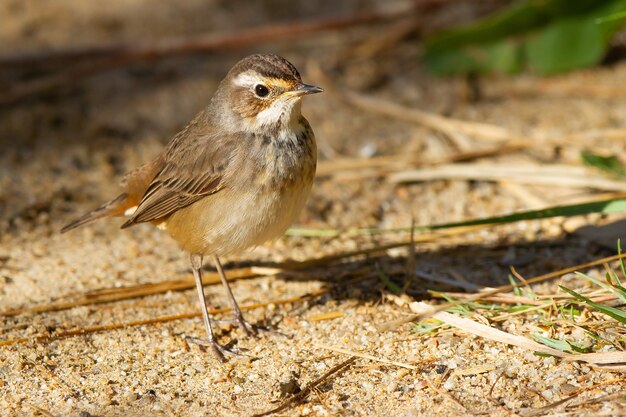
[62,54,322,360]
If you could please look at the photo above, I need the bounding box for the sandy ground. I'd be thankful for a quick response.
[1,1,626,416]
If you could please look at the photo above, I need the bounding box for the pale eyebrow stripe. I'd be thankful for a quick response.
[233,71,261,87]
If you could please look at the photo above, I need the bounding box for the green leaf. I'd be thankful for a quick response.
[533,334,590,353]
[425,0,602,51]
[560,285,626,324]
[424,0,626,75]
[533,334,572,352]
[596,9,626,23]
[525,18,606,74]
[581,151,626,179]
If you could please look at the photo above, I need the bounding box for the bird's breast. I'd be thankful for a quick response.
[165,122,317,256]
[251,123,317,190]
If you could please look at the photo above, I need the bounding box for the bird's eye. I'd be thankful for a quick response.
[255,84,269,98]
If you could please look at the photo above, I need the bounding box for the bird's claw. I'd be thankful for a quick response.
[185,336,249,361]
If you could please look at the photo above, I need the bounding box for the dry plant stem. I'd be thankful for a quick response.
[0,10,408,68]
[0,11,404,106]
[0,289,329,347]
[24,403,57,417]
[315,143,528,178]
[525,385,626,417]
[314,343,418,370]
[424,375,470,413]
[433,292,545,306]
[339,17,421,61]
[380,252,626,330]
[251,357,357,417]
[0,268,260,317]
[36,361,80,398]
[388,163,626,192]
[343,90,516,142]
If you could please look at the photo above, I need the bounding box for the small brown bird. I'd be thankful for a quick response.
[62,54,322,360]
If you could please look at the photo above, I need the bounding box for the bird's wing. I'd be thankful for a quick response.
[121,121,237,228]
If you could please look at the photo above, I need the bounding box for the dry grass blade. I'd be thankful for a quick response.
[315,143,528,179]
[435,292,545,306]
[309,312,345,322]
[410,303,626,371]
[412,305,564,357]
[251,357,357,417]
[342,89,516,142]
[0,267,264,317]
[0,289,328,347]
[389,163,626,191]
[423,375,470,413]
[24,403,58,417]
[314,343,418,370]
[561,352,626,371]
[525,386,626,416]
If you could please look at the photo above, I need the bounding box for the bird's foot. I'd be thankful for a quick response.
[185,336,249,362]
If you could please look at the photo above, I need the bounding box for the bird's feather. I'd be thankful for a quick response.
[121,113,237,228]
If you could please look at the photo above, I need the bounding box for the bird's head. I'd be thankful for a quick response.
[213,54,322,133]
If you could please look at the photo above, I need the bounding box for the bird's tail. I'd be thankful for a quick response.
[61,193,130,233]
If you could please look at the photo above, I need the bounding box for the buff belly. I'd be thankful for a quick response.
[163,179,313,256]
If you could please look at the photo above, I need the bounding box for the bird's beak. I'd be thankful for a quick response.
[289,83,323,97]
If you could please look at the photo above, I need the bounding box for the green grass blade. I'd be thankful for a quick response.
[533,334,572,352]
[560,285,626,324]
[581,151,626,178]
[426,198,626,230]
[288,197,626,237]
[618,239,626,286]
[573,271,626,302]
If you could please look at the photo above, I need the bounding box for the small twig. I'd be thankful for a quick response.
[24,403,57,417]
[0,289,328,347]
[36,361,80,398]
[344,90,517,143]
[423,375,470,413]
[430,292,544,305]
[568,390,626,409]
[251,357,357,417]
[314,343,418,370]
[388,163,626,192]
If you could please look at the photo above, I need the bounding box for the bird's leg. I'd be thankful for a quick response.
[186,253,242,360]
[212,255,261,337]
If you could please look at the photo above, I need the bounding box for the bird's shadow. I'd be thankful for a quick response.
[216,234,612,310]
